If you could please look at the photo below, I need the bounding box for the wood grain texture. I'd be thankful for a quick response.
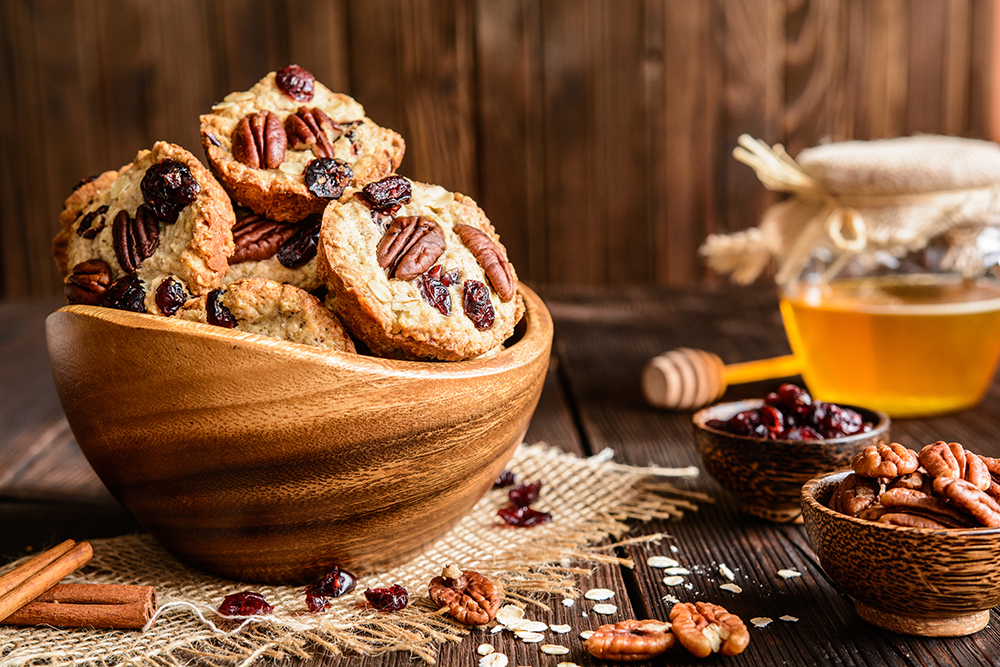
[44,286,551,583]
[2,0,998,298]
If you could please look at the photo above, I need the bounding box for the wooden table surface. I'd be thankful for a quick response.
[2,286,999,667]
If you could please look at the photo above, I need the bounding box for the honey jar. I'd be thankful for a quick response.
[702,135,1000,417]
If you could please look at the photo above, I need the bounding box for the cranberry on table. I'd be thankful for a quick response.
[493,469,517,488]
[305,566,357,613]
[508,481,542,507]
[364,584,408,612]
[218,591,273,616]
[497,505,552,527]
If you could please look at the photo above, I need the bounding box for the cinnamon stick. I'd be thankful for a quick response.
[0,540,92,623]
[1,583,157,629]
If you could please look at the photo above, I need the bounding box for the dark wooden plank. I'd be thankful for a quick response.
[847,0,909,139]
[905,0,949,135]
[543,285,1000,666]
[474,0,546,283]
[285,0,351,93]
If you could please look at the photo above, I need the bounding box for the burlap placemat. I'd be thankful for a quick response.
[0,443,707,667]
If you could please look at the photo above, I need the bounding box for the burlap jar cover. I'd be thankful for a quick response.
[700,134,1000,286]
[0,443,706,667]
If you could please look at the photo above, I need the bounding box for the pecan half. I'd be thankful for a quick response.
[829,473,881,517]
[583,619,674,661]
[919,441,991,491]
[113,205,159,273]
[427,565,500,626]
[232,110,287,169]
[878,513,951,529]
[285,107,337,158]
[852,443,919,479]
[886,469,932,494]
[932,477,1000,527]
[454,224,514,302]
[878,487,977,528]
[376,216,446,281]
[230,213,299,264]
[858,504,889,521]
[670,601,749,658]
[65,259,113,305]
[983,456,1000,482]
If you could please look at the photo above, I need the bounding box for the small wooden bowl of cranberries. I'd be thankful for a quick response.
[45,285,552,584]
[693,384,890,523]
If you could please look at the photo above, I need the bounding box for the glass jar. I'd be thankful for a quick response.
[778,225,1000,417]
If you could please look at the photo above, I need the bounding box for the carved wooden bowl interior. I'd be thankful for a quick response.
[692,399,890,523]
[45,285,552,584]
[802,470,1000,637]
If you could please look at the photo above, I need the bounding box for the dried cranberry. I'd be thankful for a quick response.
[497,506,552,527]
[275,64,315,102]
[417,267,452,316]
[206,289,236,328]
[141,159,200,223]
[760,405,784,435]
[784,426,822,441]
[463,280,495,330]
[494,470,516,488]
[508,481,542,507]
[76,205,109,239]
[305,566,357,613]
[705,419,728,431]
[218,591,274,616]
[819,403,863,438]
[359,175,412,212]
[364,584,408,612]
[304,158,353,199]
[155,277,190,316]
[726,410,761,436]
[276,214,322,268]
[101,275,145,312]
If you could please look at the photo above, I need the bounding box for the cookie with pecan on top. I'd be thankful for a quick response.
[52,141,235,315]
[317,176,524,361]
[176,277,355,352]
[200,64,405,223]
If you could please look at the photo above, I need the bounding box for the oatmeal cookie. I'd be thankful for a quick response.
[53,142,235,315]
[176,277,355,352]
[223,206,323,291]
[200,64,405,223]
[317,176,524,361]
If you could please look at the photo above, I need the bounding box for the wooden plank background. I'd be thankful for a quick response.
[0,0,995,300]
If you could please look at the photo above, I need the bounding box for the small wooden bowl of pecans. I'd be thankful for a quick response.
[692,384,890,523]
[45,284,552,584]
[801,441,1000,637]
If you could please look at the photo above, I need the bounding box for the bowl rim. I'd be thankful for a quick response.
[801,469,1000,537]
[693,398,890,446]
[48,283,552,378]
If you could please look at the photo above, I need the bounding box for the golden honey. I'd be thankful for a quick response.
[780,275,1000,417]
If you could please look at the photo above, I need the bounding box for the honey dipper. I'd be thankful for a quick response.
[642,348,801,410]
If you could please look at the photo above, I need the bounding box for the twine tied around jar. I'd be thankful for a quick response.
[701,134,1000,286]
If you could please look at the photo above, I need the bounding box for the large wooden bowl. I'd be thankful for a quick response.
[802,470,1000,637]
[46,285,552,584]
[693,399,890,523]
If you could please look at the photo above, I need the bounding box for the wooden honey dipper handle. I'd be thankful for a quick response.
[642,348,801,410]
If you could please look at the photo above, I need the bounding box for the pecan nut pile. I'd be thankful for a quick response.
[427,564,500,626]
[831,440,1000,528]
[851,442,919,479]
[583,619,674,661]
[669,601,749,658]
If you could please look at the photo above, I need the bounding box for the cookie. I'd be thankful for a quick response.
[223,206,322,291]
[176,277,355,352]
[317,175,524,361]
[200,64,405,223]
[53,142,235,315]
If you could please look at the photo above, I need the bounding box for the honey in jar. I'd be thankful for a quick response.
[780,275,1000,417]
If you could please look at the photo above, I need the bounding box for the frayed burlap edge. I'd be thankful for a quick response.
[0,443,710,667]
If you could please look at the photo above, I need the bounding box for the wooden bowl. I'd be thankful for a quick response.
[45,285,552,584]
[692,399,890,523]
[802,470,1000,636]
